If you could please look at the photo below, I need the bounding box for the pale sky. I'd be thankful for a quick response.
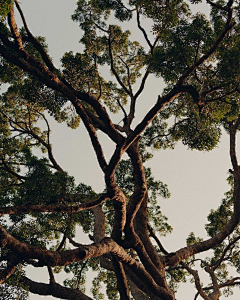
[7,0,240,299]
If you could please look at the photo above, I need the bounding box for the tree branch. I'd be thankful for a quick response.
[0,194,109,216]
[14,1,56,71]
[176,0,235,86]
[7,6,24,50]
[181,262,211,300]
[1,158,26,181]
[108,30,131,96]
[165,176,240,266]
[229,115,240,171]
[0,257,19,284]
[112,256,131,300]
[19,275,93,300]
[129,279,151,300]
[136,10,153,51]
[211,236,240,270]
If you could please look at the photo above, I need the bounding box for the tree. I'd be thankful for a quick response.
[0,0,240,299]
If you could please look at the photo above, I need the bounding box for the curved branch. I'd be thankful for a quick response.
[204,266,220,299]
[0,194,109,216]
[19,275,93,300]
[181,262,211,300]
[125,145,164,277]
[165,176,240,266]
[1,158,26,181]
[148,224,169,255]
[136,10,152,51]
[0,231,173,299]
[14,1,56,71]
[71,97,108,172]
[22,121,63,172]
[203,277,240,292]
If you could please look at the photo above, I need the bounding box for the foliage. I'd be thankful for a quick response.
[0,0,13,19]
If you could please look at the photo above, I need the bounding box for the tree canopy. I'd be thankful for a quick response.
[1,0,240,299]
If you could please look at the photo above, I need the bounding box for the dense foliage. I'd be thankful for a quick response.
[1,0,240,299]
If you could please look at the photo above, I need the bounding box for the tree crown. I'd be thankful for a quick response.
[0,0,240,299]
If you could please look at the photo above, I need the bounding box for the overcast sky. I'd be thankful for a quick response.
[8,1,240,299]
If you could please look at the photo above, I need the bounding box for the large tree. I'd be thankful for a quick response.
[1,0,240,299]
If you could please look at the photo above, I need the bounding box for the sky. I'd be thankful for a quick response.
[4,0,240,299]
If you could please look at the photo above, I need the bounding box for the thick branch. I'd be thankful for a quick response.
[7,7,23,50]
[0,231,173,299]
[112,256,131,300]
[105,149,127,241]
[71,97,108,172]
[91,205,105,243]
[19,276,93,300]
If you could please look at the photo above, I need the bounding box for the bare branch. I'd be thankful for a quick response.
[148,224,169,255]
[136,10,153,51]
[56,235,67,252]
[47,266,56,284]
